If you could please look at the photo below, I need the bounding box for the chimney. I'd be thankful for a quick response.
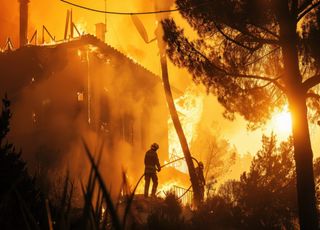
[95,23,106,42]
[18,0,30,47]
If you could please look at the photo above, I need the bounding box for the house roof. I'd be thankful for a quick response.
[0,34,183,98]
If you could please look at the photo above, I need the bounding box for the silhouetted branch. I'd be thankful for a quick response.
[306,92,320,100]
[214,23,256,51]
[244,47,280,67]
[246,81,274,91]
[249,23,280,39]
[226,73,286,92]
[298,1,320,21]
[185,40,285,92]
[298,0,313,16]
[227,73,275,81]
[234,26,280,45]
[246,36,280,46]
[302,74,320,91]
[185,40,226,73]
[220,21,280,46]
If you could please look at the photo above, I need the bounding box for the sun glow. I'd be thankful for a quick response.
[269,108,292,138]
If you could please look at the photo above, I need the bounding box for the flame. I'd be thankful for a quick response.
[135,179,192,205]
[168,87,203,173]
[42,40,56,45]
[77,49,82,57]
[126,55,139,64]
[157,181,178,197]
[74,20,88,36]
[157,181,193,205]
[88,45,98,52]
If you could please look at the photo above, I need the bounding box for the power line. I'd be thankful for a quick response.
[61,0,278,67]
[60,0,181,15]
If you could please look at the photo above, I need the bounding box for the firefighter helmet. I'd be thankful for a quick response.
[151,143,159,151]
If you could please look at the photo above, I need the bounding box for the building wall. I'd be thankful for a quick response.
[0,42,168,176]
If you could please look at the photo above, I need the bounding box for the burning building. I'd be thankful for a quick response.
[0,1,197,204]
[0,35,169,186]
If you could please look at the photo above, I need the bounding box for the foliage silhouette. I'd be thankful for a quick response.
[234,135,297,229]
[147,193,185,230]
[190,135,298,229]
[0,95,44,230]
[162,0,320,228]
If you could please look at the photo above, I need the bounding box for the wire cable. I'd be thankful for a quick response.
[60,0,279,69]
[60,0,181,15]
[60,0,213,16]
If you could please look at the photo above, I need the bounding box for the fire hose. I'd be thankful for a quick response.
[122,156,197,225]
[132,156,199,200]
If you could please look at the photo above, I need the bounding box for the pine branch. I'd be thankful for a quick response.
[185,38,286,92]
[297,1,320,22]
[226,73,286,92]
[302,74,320,91]
[298,0,313,15]
[214,23,256,51]
[306,92,320,100]
[249,23,280,39]
[235,26,280,45]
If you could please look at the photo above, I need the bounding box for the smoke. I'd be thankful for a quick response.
[0,38,170,196]
[0,0,19,47]
[0,0,176,193]
[0,0,271,198]
[0,0,189,87]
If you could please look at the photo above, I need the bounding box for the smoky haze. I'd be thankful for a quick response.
[0,0,19,47]
[0,37,169,196]
[0,0,271,198]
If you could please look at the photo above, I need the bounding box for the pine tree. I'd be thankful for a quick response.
[0,95,43,229]
[162,1,320,228]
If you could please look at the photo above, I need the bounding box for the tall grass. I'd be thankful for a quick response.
[40,138,140,230]
[2,136,139,229]
[1,96,141,229]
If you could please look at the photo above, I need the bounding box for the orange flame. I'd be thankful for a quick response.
[168,87,203,173]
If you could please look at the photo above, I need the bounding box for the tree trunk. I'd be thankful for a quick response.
[289,96,318,230]
[155,25,202,206]
[276,2,318,227]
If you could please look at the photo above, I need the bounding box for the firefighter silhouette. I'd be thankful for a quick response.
[144,143,161,198]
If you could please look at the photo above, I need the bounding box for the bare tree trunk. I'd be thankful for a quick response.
[156,25,202,206]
